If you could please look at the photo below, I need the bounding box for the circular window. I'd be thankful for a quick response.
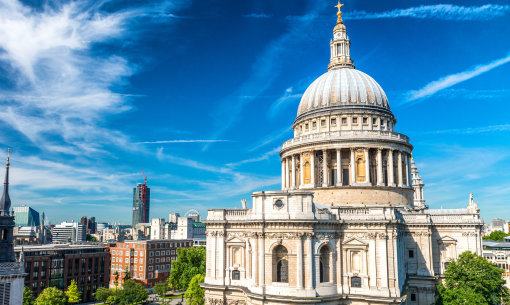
[274,200,284,208]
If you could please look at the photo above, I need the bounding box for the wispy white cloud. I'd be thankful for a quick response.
[405,53,510,102]
[156,147,232,174]
[227,146,281,167]
[268,87,303,118]
[345,4,510,21]
[248,127,291,152]
[243,13,272,19]
[137,139,229,144]
[0,0,191,218]
[0,0,191,156]
[422,124,510,135]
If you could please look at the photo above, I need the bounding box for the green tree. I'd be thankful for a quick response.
[435,251,510,305]
[86,234,98,242]
[122,267,131,281]
[23,286,35,305]
[118,279,149,305]
[94,287,113,302]
[105,295,120,305]
[168,246,206,291]
[35,287,67,305]
[154,282,169,304]
[184,274,205,305]
[65,280,81,304]
[483,230,510,242]
[113,271,120,289]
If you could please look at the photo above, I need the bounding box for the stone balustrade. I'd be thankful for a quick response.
[282,130,409,150]
[0,262,23,275]
[207,209,248,221]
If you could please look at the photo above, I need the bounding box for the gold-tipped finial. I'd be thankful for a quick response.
[335,1,344,24]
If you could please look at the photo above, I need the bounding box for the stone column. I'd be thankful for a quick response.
[258,233,265,287]
[336,149,342,186]
[281,160,286,190]
[211,232,217,279]
[300,153,304,189]
[406,154,412,187]
[306,233,313,289]
[252,234,258,285]
[297,234,304,289]
[218,232,225,285]
[388,150,395,186]
[397,151,403,187]
[285,158,290,189]
[379,234,388,288]
[291,155,296,189]
[369,236,377,288]
[322,150,328,187]
[350,148,356,185]
[365,149,370,184]
[245,239,250,279]
[311,151,316,187]
[225,245,231,285]
[377,149,384,186]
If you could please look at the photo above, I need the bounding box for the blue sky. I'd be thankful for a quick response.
[0,0,509,224]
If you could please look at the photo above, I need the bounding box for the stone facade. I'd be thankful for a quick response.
[203,6,483,305]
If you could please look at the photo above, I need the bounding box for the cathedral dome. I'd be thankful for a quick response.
[297,68,389,118]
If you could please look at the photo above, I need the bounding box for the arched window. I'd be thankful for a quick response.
[319,246,330,283]
[273,245,288,283]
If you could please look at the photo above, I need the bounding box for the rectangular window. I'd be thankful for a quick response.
[312,121,317,128]
[352,118,357,124]
[331,118,336,126]
[341,117,347,124]
[411,293,416,302]
[363,117,368,124]
[409,250,414,258]
[321,119,326,127]
[372,118,377,125]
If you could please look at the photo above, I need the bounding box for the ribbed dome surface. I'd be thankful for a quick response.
[297,68,389,117]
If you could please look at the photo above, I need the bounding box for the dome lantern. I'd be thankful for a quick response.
[328,1,354,70]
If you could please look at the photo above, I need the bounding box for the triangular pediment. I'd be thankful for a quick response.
[226,237,244,243]
[438,235,457,243]
[343,237,368,246]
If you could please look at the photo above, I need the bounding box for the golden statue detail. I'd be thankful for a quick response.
[335,1,344,24]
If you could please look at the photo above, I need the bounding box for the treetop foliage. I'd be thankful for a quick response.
[483,230,510,242]
[184,274,205,305]
[168,246,206,291]
[436,251,510,305]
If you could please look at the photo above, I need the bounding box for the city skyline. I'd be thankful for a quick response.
[0,0,509,224]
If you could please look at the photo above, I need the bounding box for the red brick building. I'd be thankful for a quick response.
[109,239,192,288]
[16,244,110,302]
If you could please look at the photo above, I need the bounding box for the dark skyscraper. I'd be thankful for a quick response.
[132,183,150,227]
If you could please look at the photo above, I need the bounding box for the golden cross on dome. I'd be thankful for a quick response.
[335,1,344,23]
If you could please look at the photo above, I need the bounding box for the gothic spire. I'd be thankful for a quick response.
[0,149,11,216]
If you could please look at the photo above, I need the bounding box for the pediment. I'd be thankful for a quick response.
[343,237,368,246]
[438,235,457,243]
[226,237,245,244]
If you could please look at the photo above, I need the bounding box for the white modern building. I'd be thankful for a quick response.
[203,6,483,305]
[52,221,86,243]
[150,214,206,242]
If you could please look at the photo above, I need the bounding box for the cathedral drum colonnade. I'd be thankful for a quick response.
[203,3,483,305]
